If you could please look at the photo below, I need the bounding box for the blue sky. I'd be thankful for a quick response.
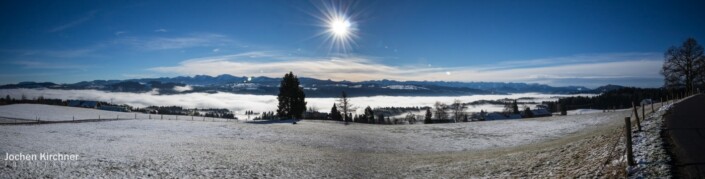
[1,0,704,88]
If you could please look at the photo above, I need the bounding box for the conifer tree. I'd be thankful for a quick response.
[277,72,307,119]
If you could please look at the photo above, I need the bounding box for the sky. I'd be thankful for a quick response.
[1,0,704,88]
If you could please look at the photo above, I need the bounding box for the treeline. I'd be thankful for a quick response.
[0,95,105,106]
[542,87,688,112]
[133,106,235,119]
[371,106,430,117]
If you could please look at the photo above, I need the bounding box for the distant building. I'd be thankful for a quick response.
[484,112,524,120]
[67,100,98,108]
[485,113,509,120]
[303,111,329,120]
[98,105,130,112]
[640,99,654,105]
[507,114,522,119]
[531,108,552,117]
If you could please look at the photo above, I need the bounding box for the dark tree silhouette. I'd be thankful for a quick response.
[523,107,534,118]
[363,106,374,123]
[277,72,307,119]
[662,38,705,93]
[424,108,433,124]
[329,103,341,121]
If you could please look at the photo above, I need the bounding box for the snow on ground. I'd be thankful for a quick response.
[567,109,605,115]
[1,104,630,178]
[0,104,233,122]
[627,102,673,177]
[0,104,136,121]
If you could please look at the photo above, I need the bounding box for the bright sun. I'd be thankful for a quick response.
[313,1,358,53]
[330,18,351,37]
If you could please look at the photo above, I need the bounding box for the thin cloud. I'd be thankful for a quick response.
[2,47,98,58]
[48,10,98,32]
[12,60,91,70]
[154,28,168,32]
[148,52,663,87]
[115,33,231,50]
[114,31,127,36]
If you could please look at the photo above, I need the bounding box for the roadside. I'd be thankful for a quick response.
[664,94,705,178]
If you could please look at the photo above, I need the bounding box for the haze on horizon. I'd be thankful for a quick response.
[1,0,704,88]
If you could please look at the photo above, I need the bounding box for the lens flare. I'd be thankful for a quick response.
[312,1,359,54]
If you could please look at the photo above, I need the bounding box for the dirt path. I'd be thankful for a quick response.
[664,94,705,178]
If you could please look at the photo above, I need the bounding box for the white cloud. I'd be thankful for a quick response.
[154,28,168,32]
[212,48,220,52]
[148,52,664,87]
[114,31,127,36]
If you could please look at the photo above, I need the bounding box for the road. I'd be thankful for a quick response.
[664,94,705,178]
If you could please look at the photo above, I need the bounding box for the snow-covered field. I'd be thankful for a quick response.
[567,108,607,115]
[0,104,233,122]
[1,103,631,178]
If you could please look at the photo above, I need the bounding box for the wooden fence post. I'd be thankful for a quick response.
[161,115,163,120]
[99,115,100,120]
[625,117,635,166]
[134,113,137,119]
[642,105,645,119]
[632,102,642,131]
[651,101,654,112]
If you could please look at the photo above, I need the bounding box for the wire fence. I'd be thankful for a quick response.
[0,112,240,125]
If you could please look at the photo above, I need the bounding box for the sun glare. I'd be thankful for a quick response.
[330,18,351,37]
[313,1,359,54]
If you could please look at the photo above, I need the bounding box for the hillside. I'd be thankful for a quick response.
[0,103,633,178]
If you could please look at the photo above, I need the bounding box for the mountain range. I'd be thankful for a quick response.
[0,74,624,97]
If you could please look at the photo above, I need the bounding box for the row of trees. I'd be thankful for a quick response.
[543,87,684,112]
[662,38,705,94]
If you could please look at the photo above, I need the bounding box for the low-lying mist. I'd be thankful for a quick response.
[0,89,595,114]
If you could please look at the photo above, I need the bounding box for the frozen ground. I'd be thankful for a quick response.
[1,104,632,178]
[567,108,606,115]
[0,104,233,123]
[626,101,676,177]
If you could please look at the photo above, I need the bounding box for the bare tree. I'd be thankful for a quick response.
[450,99,467,122]
[433,101,448,121]
[337,91,355,124]
[661,38,705,93]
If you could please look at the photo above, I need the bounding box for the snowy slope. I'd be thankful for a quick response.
[0,104,139,121]
[0,104,232,122]
[0,104,632,178]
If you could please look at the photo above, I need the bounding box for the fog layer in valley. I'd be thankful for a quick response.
[0,89,595,115]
